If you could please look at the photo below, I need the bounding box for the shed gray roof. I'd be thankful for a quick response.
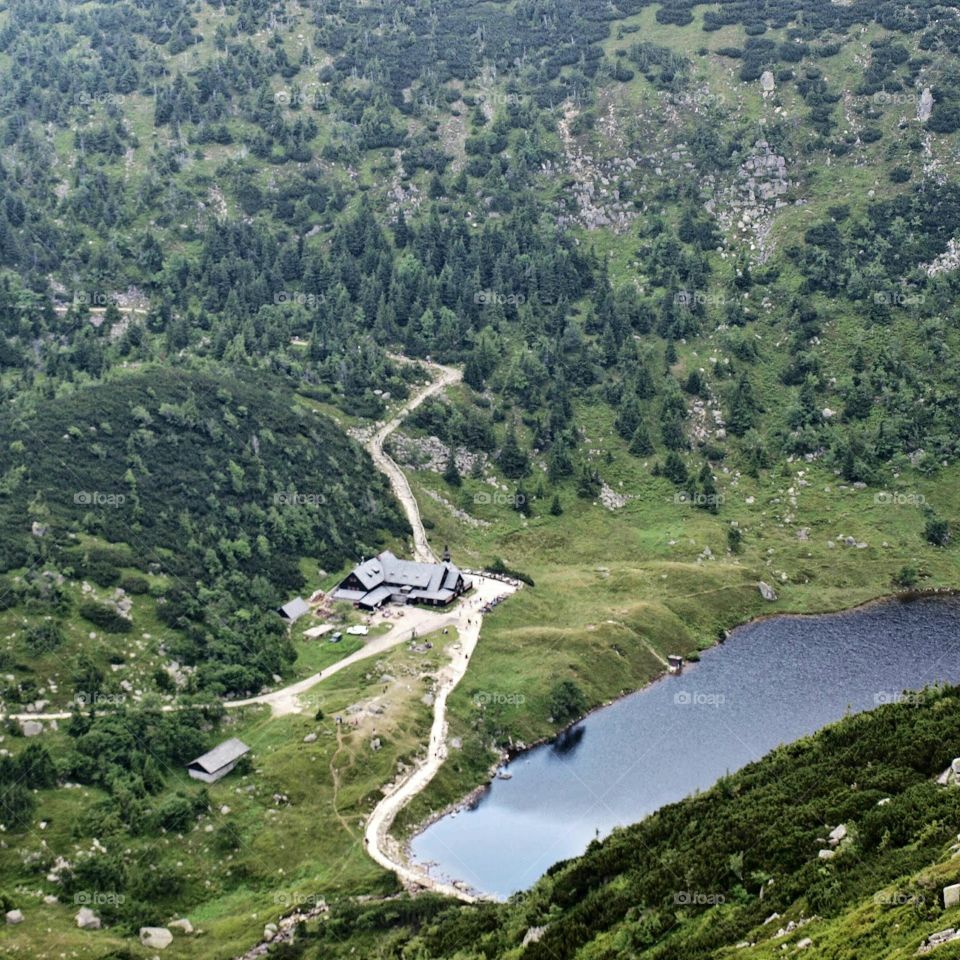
[187,738,250,774]
[279,597,310,621]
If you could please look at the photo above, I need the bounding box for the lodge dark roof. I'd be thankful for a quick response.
[332,550,468,608]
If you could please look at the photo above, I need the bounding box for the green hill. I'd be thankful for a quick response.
[0,363,407,697]
[295,684,960,960]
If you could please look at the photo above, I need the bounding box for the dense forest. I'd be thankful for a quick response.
[0,364,408,695]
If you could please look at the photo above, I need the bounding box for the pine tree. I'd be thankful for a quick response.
[629,424,654,456]
[443,450,461,487]
[497,426,529,479]
[549,493,563,516]
[662,451,688,486]
[727,373,757,437]
[697,463,719,513]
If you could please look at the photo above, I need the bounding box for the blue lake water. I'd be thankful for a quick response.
[409,595,960,898]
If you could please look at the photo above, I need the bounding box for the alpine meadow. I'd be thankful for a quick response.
[2,0,960,958]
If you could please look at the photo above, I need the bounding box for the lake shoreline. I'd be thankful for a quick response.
[402,586,960,886]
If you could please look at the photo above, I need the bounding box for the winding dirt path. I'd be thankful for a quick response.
[363,575,515,903]
[368,357,462,563]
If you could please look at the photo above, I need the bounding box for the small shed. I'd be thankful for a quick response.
[278,597,310,623]
[667,655,684,675]
[186,738,250,783]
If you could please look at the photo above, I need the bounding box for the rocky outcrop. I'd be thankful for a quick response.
[918,87,934,123]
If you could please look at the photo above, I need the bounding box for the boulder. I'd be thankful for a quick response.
[5,909,23,924]
[758,581,778,602]
[20,720,42,737]
[303,733,317,743]
[919,87,934,123]
[75,907,101,930]
[263,922,278,942]
[760,71,776,95]
[797,938,813,949]
[139,926,173,949]
[818,848,835,860]
[828,824,847,845]
[945,884,960,909]
[169,918,194,934]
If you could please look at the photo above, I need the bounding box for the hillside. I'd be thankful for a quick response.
[286,684,960,960]
[0,0,960,956]
[0,363,408,700]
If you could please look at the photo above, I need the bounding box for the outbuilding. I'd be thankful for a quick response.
[186,738,250,783]
[277,597,310,623]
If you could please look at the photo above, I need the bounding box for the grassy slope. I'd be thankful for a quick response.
[300,685,960,960]
[0,626,466,959]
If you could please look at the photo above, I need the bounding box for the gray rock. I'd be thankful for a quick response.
[760,71,776,94]
[169,917,194,934]
[818,848,835,860]
[20,720,42,737]
[5,909,23,924]
[919,87,934,123]
[139,926,173,949]
[303,733,317,743]
[945,884,960,909]
[75,907,101,930]
[828,824,847,845]
[758,581,778,602]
